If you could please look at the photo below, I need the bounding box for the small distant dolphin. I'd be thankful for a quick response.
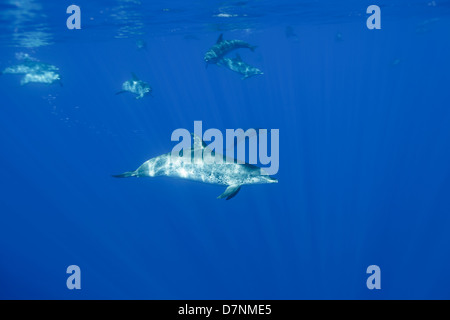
[116,73,152,99]
[20,71,61,85]
[136,39,147,50]
[113,134,277,200]
[204,34,257,65]
[391,58,401,66]
[218,54,263,80]
[285,26,299,42]
[1,55,61,86]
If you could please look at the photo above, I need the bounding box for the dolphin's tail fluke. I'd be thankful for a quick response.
[250,45,257,52]
[112,171,136,178]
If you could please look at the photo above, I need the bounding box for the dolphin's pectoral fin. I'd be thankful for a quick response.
[116,90,127,95]
[218,185,242,200]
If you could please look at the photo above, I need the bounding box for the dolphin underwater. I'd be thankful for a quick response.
[136,39,147,50]
[204,34,257,66]
[285,25,299,42]
[1,55,61,86]
[116,72,152,99]
[218,54,263,80]
[113,134,278,200]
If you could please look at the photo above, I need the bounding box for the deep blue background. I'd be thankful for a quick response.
[0,1,449,299]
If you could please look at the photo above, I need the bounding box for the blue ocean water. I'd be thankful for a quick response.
[0,0,449,300]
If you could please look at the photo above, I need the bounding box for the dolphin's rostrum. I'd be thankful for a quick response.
[113,134,277,200]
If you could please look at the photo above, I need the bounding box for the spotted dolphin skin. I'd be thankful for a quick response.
[116,72,152,99]
[113,135,277,200]
[204,34,257,65]
[1,55,61,86]
[218,54,263,80]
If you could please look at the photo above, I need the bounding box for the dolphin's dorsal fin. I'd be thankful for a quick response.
[225,128,259,152]
[235,53,242,61]
[216,33,224,44]
[131,72,139,81]
[217,185,241,200]
[191,133,208,150]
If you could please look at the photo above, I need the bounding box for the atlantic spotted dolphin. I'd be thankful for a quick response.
[113,134,277,200]
[204,34,257,65]
[1,55,61,86]
[116,73,152,99]
[218,54,263,79]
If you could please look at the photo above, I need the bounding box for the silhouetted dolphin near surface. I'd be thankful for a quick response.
[113,134,277,200]
[116,72,152,99]
[218,53,263,79]
[204,34,257,65]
